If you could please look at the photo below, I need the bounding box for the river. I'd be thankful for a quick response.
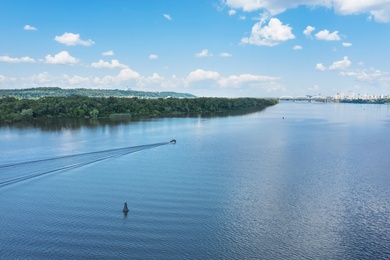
[0,102,389,259]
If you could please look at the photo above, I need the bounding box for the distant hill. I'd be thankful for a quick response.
[0,87,196,99]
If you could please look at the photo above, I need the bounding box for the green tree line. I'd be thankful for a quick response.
[0,96,278,123]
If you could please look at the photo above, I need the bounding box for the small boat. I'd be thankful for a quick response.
[170,139,176,144]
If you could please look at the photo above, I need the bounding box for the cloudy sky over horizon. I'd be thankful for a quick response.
[1,0,390,97]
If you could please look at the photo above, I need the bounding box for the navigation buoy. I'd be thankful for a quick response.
[170,139,176,144]
[123,202,129,213]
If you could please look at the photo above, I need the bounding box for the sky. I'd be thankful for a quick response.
[1,0,390,98]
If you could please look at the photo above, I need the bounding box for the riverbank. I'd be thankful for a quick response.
[0,96,278,123]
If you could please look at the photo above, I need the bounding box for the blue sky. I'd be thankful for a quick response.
[1,0,390,97]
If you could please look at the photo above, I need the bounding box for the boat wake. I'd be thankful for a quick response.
[0,141,171,187]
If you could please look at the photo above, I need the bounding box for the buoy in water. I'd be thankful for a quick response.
[123,202,129,213]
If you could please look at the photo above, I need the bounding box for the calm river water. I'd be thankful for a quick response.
[1,102,390,259]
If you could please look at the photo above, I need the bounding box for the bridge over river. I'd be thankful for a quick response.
[279,95,333,102]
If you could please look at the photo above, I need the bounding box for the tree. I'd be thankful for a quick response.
[20,108,34,119]
[90,108,99,119]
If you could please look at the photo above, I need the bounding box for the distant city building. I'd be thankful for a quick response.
[333,92,389,100]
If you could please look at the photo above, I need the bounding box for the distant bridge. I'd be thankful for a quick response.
[279,95,333,102]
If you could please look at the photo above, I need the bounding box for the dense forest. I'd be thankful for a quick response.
[0,87,196,99]
[0,95,278,123]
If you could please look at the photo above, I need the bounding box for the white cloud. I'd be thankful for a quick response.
[149,54,158,60]
[31,72,52,84]
[220,52,233,57]
[293,45,302,50]
[163,14,172,20]
[340,68,388,82]
[3,66,284,96]
[342,42,352,47]
[218,73,278,87]
[137,73,165,88]
[229,9,237,15]
[315,29,341,41]
[187,69,221,82]
[54,32,95,46]
[223,0,390,22]
[184,69,280,93]
[45,51,79,65]
[195,49,213,58]
[68,75,90,85]
[117,68,141,81]
[0,55,35,63]
[90,59,128,69]
[329,56,351,70]
[316,63,327,71]
[333,0,390,22]
[94,68,140,86]
[223,0,331,15]
[24,25,37,31]
[223,0,264,12]
[303,25,315,38]
[241,18,295,46]
[102,50,114,56]
[0,74,16,82]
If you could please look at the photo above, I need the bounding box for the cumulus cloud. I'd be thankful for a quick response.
[184,69,280,94]
[45,51,78,65]
[68,75,90,85]
[187,69,221,82]
[163,14,172,20]
[137,73,165,88]
[303,25,315,38]
[333,0,390,22]
[241,17,295,46]
[95,68,141,85]
[102,50,114,56]
[24,25,37,31]
[293,45,302,50]
[315,29,341,41]
[0,55,35,63]
[3,66,283,96]
[149,54,158,60]
[223,0,390,22]
[195,49,213,58]
[54,32,95,46]
[316,63,327,71]
[342,42,352,47]
[90,59,128,69]
[329,56,351,70]
[117,68,141,81]
[31,72,52,84]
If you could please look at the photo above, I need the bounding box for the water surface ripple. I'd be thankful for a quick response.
[0,103,389,259]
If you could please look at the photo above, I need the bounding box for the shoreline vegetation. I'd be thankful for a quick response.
[0,88,278,123]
